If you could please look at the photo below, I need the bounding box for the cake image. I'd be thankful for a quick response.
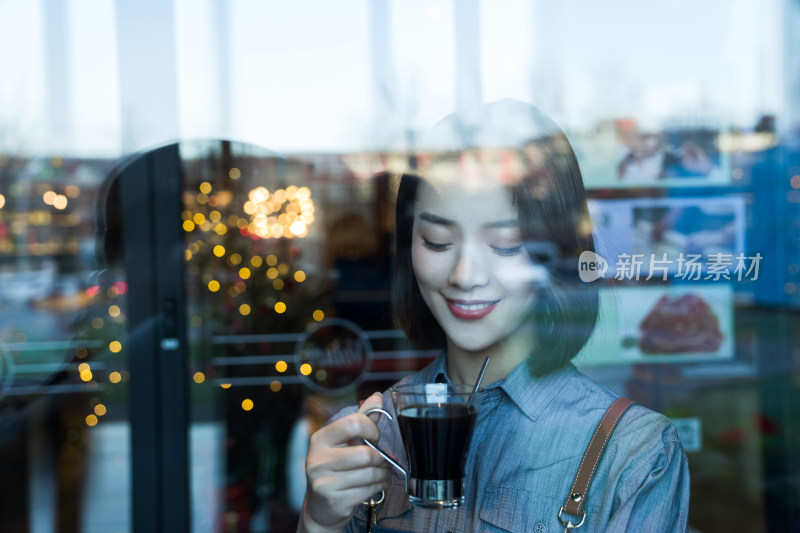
[638,293,723,354]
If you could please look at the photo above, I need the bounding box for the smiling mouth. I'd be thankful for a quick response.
[446,299,499,320]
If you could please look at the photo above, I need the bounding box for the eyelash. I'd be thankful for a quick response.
[492,245,523,256]
[422,239,523,257]
[422,239,450,252]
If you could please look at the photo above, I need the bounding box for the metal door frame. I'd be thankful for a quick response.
[120,143,190,533]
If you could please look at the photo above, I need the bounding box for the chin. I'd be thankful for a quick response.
[448,335,499,355]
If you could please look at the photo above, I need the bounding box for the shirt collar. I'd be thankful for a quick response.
[496,358,579,423]
[416,351,578,424]
[415,350,450,384]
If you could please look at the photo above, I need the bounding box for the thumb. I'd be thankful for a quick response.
[358,392,384,424]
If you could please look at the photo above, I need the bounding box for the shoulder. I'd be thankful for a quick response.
[603,401,686,494]
[568,369,679,445]
[566,370,685,479]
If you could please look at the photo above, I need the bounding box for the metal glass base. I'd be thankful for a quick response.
[407,478,465,508]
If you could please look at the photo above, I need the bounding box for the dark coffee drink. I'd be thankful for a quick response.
[397,403,477,480]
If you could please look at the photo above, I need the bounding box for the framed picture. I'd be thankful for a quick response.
[579,285,734,366]
[572,118,732,188]
[588,196,746,279]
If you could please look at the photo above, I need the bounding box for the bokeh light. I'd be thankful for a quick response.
[53,195,68,210]
[245,186,314,240]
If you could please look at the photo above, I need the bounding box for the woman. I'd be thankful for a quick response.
[299,101,689,532]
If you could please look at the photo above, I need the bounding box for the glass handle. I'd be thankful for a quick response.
[360,408,408,483]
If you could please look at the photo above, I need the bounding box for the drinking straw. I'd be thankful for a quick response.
[467,357,490,409]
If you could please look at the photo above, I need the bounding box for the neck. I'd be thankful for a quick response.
[445,330,536,386]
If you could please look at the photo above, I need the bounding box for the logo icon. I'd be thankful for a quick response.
[295,318,373,395]
[578,251,608,283]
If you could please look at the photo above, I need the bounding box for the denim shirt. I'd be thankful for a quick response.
[337,353,690,533]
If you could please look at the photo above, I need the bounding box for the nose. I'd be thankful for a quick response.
[448,244,490,290]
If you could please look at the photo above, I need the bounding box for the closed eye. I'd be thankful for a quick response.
[492,245,523,256]
[423,238,451,251]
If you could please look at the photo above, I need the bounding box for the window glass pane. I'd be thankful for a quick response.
[1,0,798,531]
[391,0,456,132]
[230,1,372,152]
[182,141,420,530]
[0,154,131,532]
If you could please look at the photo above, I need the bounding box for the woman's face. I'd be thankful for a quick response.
[411,177,543,355]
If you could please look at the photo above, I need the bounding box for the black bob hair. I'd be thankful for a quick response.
[392,104,599,377]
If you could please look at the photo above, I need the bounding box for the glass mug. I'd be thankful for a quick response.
[362,383,481,508]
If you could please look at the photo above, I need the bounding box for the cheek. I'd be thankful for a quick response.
[411,242,444,287]
[490,256,538,291]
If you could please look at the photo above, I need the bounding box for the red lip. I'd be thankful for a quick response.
[446,299,498,320]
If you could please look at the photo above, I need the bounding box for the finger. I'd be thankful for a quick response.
[310,481,389,521]
[358,392,384,424]
[337,481,390,509]
[312,413,380,447]
[312,467,390,495]
[310,444,388,472]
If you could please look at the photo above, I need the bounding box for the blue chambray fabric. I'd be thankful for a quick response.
[337,353,689,533]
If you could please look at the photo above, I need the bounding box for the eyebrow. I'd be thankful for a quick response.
[418,212,518,229]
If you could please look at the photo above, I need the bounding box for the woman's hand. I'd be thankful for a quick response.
[300,393,390,533]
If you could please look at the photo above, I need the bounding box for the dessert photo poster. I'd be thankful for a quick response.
[579,285,734,366]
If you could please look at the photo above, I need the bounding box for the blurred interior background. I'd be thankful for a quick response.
[0,0,798,531]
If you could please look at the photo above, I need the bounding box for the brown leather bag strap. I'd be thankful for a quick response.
[558,397,636,528]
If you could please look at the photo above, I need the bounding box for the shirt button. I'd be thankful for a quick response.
[534,523,546,533]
